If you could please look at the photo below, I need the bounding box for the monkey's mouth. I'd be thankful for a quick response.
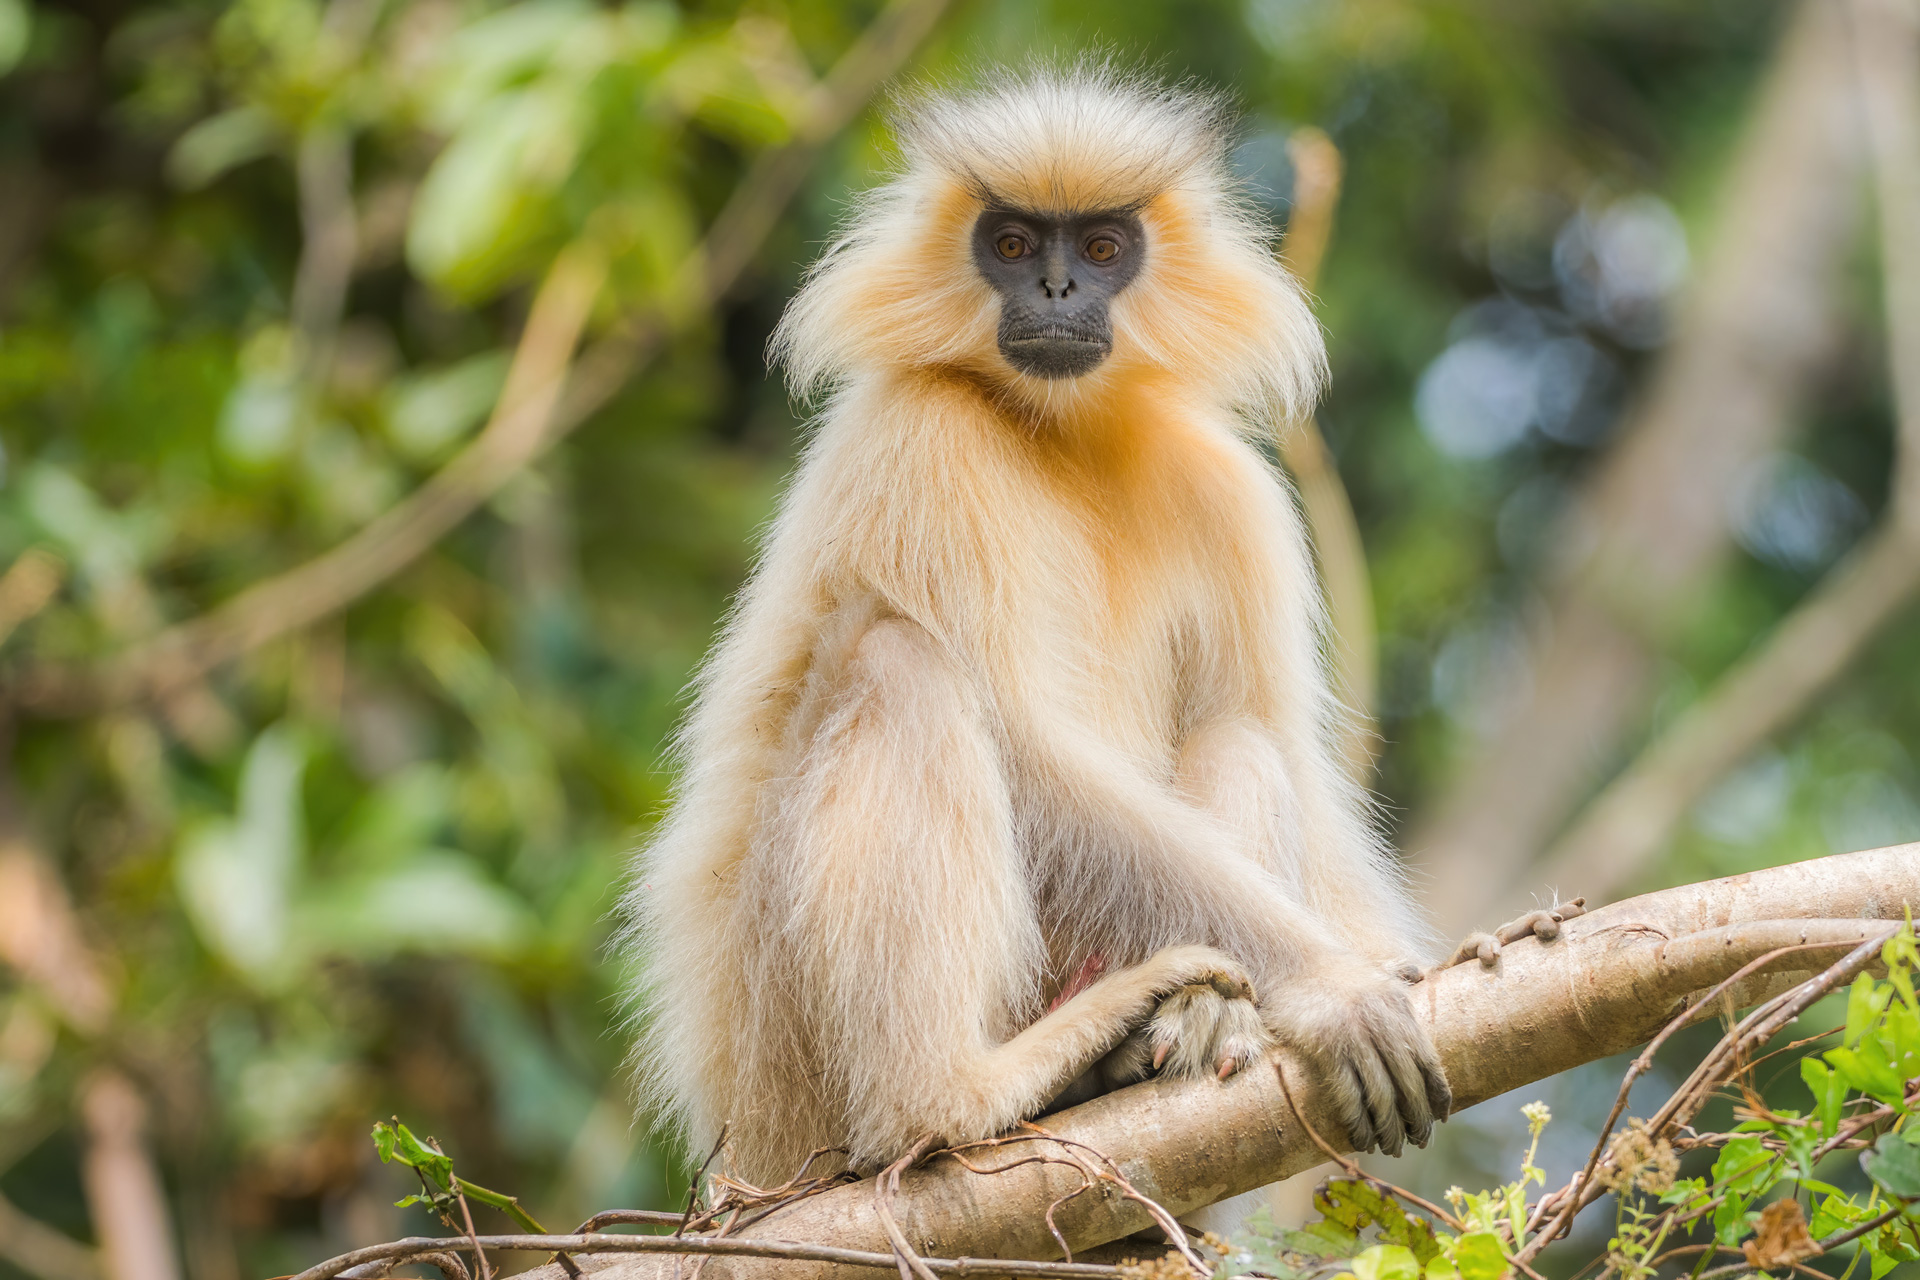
[998,325,1112,379]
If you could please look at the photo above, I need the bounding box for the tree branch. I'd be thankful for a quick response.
[80,1070,181,1280]
[1526,0,1920,906]
[0,1188,101,1280]
[493,844,1919,1280]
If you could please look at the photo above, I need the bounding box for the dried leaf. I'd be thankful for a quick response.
[1741,1198,1821,1272]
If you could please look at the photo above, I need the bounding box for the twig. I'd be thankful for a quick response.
[1517,936,1871,1263]
[1528,0,1920,907]
[876,1134,944,1280]
[289,1232,1130,1280]
[1818,1202,1907,1251]
[1004,1126,1211,1275]
[1272,1062,1463,1231]
[37,0,954,716]
[1522,927,1895,1260]
[677,1125,730,1236]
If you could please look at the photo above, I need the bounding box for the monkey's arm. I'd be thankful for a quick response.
[1020,725,1450,1155]
[779,616,1262,1168]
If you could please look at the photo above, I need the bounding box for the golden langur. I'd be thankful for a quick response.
[624,67,1450,1185]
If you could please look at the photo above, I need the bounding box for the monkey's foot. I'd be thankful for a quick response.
[1101,980,1271,1087]
[1440,897,1587,971]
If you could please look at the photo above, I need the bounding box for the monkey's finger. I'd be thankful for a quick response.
[1498,909,1570,946]
[1376,1034,1435,1149]
[1352,1044,1406,1157]
[1337,1062,1375,1152]
[1421,1051,1454,1122]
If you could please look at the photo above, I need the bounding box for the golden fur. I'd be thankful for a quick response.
[623,67,1443,1184]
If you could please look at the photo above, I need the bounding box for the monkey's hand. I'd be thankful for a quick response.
[1266,970,1451,1157]
[1439,897,1587,971]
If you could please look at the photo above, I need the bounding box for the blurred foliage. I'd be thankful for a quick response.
[0,0,1913,1274]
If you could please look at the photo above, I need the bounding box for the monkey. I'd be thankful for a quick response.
[622,66,1452,1188]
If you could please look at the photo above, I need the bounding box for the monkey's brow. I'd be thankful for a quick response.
[971,185,1151,222]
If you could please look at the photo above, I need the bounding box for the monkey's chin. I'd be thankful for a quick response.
[999,337,1111,380]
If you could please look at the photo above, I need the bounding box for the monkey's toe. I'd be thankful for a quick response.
[1143,983,1270,1081]
[1440,897,1587,971]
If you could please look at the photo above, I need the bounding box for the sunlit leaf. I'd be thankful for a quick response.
[1451,1231,1507,1280]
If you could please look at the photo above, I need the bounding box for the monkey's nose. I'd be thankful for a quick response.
[1040,275,1075,299]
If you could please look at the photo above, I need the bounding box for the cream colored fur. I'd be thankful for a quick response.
[622,66,1447,1186]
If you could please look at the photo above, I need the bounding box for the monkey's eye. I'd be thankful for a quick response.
[1085,237,1120,263]
[995,234,1030,260]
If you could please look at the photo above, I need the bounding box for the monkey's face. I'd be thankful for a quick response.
[971,208,1144,379]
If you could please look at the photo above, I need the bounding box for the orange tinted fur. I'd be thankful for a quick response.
[622,66,1445,1185]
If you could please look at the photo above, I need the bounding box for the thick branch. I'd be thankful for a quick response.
[508,844,1917,1280]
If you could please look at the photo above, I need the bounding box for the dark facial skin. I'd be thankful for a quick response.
[971,207,1145,379]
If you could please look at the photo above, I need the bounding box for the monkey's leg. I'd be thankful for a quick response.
[1439,897,1588,970]
[782,619,1265,1168]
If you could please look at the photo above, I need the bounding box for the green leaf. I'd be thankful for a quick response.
[1802,1058,1847,1138]
[1810,1192,1871,1240]
[1288,1222,1361,1257]
[1862,1131,1920,1198]
[1711,1135,1777,1197]
[1350,1244,1422,1280]
[167,107,278,189]
[1314,1179,1442,1264]
[1845,973,1891,1047]
[1780,1122,1820,1181]
[1713,1190,1753,1247]
[174,725,309,988]
[1452,1232,1507,1280]
[1827,1038,1907,1108]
